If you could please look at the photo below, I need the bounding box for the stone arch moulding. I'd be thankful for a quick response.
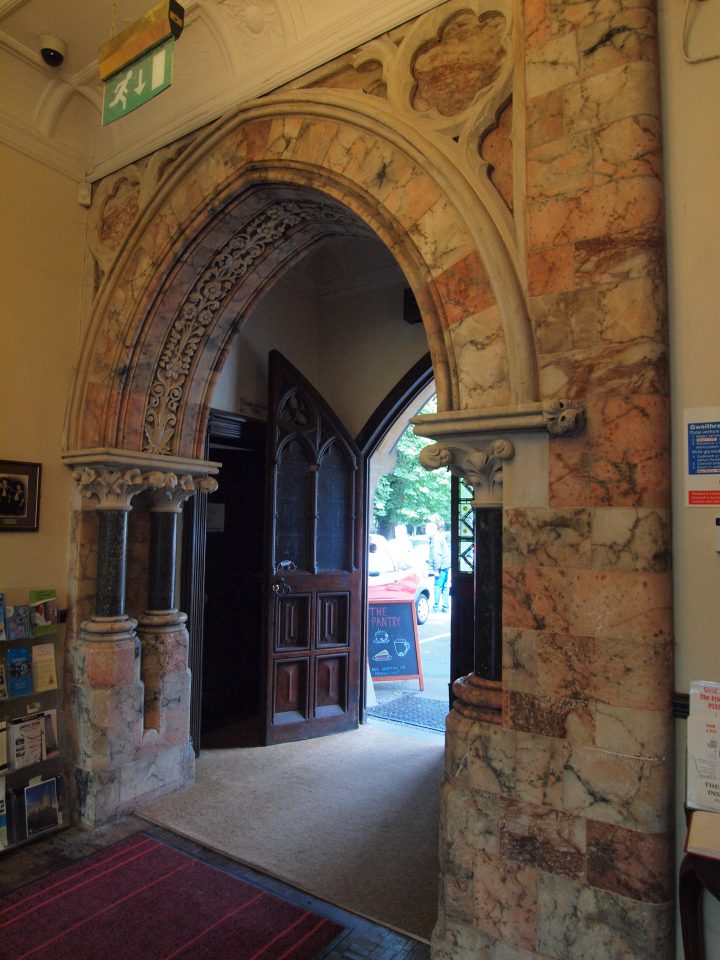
[64,90,543,464]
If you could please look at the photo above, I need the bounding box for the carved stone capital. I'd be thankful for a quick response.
[419,438,514,506]
[72,466,156,511]
[147,473,218,513]
[543,399,585,437]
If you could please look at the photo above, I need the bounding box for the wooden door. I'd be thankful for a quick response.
[263,351,364,745]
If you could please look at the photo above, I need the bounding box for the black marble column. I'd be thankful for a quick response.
[95,509,129,618]
[474,505,502,681]
[148,510,177,611]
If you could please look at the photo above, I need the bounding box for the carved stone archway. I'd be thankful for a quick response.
[59,1,673,955]
[65,92,540,463]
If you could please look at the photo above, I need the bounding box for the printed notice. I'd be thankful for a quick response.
[685,408,720,506]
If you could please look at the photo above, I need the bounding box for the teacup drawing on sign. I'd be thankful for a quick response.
[394,638,410,657]
[373,630,389,645]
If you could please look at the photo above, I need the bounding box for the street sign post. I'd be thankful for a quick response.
[102,37,174,125]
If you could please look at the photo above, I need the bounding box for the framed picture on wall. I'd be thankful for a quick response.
[0,460,41,531]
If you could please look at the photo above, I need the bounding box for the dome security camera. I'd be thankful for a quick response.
[39,34,66,68]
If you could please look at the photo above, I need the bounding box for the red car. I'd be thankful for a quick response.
[367,534,431,625]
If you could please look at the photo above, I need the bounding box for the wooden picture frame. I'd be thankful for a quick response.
[0,459,41,531]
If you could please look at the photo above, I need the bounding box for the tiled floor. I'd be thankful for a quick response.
[0,815,432,960]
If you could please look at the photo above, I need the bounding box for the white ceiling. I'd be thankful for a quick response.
[0,0,442,183]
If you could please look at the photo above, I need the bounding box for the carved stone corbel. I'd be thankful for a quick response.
[419,438,515,506]
[543,399,585,436]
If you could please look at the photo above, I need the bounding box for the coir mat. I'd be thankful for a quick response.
[0,833,343,960]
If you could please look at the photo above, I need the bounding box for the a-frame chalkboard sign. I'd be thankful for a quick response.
[368,599,424,689]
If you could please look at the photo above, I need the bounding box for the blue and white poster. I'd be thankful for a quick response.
[686,407,720,506]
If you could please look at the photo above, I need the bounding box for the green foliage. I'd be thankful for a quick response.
[372,396,451,536]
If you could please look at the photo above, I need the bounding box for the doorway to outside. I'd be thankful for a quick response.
[185,231,433,752]
[365,391,451,743]
[165,230,444,940]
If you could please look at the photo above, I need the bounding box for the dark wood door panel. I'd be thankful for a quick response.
[316,592,350,647]
[274,594,312,651]
[263,351,363,745]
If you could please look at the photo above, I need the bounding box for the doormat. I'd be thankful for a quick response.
[0,833,343,960]
[367,695,448,732]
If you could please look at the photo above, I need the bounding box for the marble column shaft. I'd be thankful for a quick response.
[148,510,177,612]
[95,508,129,618]
[474,505,502,682]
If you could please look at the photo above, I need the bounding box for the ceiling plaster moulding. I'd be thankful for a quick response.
[0,110,82,180]
[0,0,447,184]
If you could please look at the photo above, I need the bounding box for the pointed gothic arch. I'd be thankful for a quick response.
[64,92,539,461]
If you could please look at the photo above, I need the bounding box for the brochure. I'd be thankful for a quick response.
[29,589,58,636]
[43,709,60,759]
[0,719,7,773]
[5,605,32,641]
[31,643,58,692]
[7,647,32,698]
[25,778,60,838]
[0,776,6,850]
[8,712,44,770]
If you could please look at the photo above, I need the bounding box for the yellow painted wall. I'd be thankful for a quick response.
[659,0,720,954]
[0,145,87,607]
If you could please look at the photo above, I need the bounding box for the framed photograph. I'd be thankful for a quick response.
[0,460,41,531]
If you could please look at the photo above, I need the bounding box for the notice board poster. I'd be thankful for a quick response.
[368,600,424,688]
[685,407,720,506]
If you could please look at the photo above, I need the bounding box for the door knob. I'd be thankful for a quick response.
[272,577,292,595]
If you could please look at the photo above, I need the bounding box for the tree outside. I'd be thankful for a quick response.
[372,396,451,537]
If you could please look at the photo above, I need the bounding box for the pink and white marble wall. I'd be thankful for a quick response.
[62,1,671,956]
[433,1,671,957]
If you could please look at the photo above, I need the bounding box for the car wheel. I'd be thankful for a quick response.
[416,592,430,625]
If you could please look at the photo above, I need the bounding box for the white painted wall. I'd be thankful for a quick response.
[659,0,720,954]
[211,241,428,437]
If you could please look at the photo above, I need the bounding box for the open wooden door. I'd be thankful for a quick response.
[262,351,364,745]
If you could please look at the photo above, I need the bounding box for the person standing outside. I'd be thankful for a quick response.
[427,518,451,613]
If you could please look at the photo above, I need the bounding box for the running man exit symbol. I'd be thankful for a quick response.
[102,38,175,125]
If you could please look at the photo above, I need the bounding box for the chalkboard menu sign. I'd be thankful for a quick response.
[368,600,424,689]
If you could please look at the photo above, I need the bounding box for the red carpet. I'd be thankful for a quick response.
[0,834,343,960]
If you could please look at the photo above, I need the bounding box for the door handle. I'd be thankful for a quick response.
[272,577,292,595]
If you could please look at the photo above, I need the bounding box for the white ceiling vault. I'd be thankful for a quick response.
[0,0,443,184]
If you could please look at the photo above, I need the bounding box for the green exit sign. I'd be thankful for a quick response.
[102,37,175,125]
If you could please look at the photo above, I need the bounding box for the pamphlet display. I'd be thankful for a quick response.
[0,586,65,851]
